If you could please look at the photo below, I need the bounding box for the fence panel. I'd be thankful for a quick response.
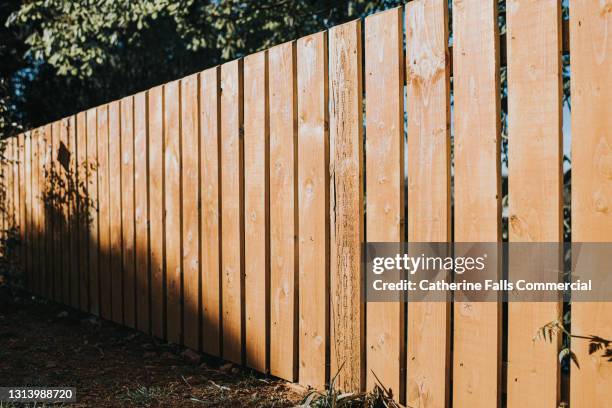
[86,108,99,315]
[452,0,502,407]
[164,80,182,344]
[181,74,201,350]
[268,41,298,382]
[297,31,329,390]
[364,6,404,397]
[97,105,112,319]
[109,102,123,324]
[405,1,452,407]
[506,1,563,407]
[220,60,244,364]
[121,96,136,328]
[244,51,270,373]
[148,86,165,339]
[329,19,363,393]
[76,113,88,311]
[200,67,222,356]
[570,1,612,407]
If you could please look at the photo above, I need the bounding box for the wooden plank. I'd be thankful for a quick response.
[405,1,452,407]
[297,31,329,389]
[164,80,182,344]
[68,116,79,308]
[76,112,89,311]
[51,123,62,303]
[86,108,100,315]
[506,1,563,407]
[452,1,502,407]
[30,129,39,295]
[329,19,364,392]
[18,133,26,288]
[243,50,270,372]
[220,59,244,364]
[200,67,222,356]
[181,74,201,350]
[148,86,165,339]
[60,121,71,303]
[24,131,32,292]
[121,96,136,328]
[41,125,52,299]
[97,105,112,319]
[268,41,298,382]
[364,7,404,397]
[134,91,149,333]
[570,2,612,407]
[11,137,20,271]
[109,101,123,323]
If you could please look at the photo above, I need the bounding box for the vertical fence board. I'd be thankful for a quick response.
[243,51,270,372]
[405,1,452,407]
[268,42,298,381]
[18,133,26,288]
[200,68,221,355]
[452,0,502,407]
[181,74,201,350]
[12,137,20,282]
[134,92,150,333]
[297,31,329,389]
[506,1,563,407]
[31,129,40,295]
[87,108,100,315]
[60,121,71,303]
[329,19,364,393]
[148,86,165,339]
[76,112,89,311]
[51,123,62,302]
[220,60,245,364]
[164,80,183,344]
[121,97,136,328]
[364,7,404,396]
[570,1,612,407]
[68,116,79,308]
[41,124,53,299]
[24,131,32,291]
[109,102,124,323]
[97,105,112,319]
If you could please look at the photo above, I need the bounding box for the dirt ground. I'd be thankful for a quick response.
[0,294,304,407]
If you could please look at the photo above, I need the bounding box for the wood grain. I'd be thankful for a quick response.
[181,74,201,350]
[329,19,363,393]
[364,7,404,397]
[51,123,62,302]
[268,41,298,381]
[164,80,183,344]
[243,51,270,372]
[121,96,136,328]
[220,60,245,364]
[24,131,32,291]
[452,0,502,407]
[134,91,150,333]
[86,108,100,315]
[405,1,452,407]
[109,101,124,324]
[148,86,165,339]
[297,31,329,389]
[68,116,79,308]
[506,1,563,407]
[97,105,112,320]
[200,67,222,355]
[30,128,39,295]
[59,121,71,303]
[77,111,89,311]
[570,1,612,407]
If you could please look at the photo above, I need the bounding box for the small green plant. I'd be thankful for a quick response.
[300,364,402,408]
[120,385,169,407]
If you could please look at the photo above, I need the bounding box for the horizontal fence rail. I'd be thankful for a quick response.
[0,1,610,407]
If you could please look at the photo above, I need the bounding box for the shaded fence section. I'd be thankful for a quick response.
[1,1,610,407]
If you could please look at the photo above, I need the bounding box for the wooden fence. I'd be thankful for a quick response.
[1,0,611,407]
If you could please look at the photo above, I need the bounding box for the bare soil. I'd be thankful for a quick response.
[0,294,303,407]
